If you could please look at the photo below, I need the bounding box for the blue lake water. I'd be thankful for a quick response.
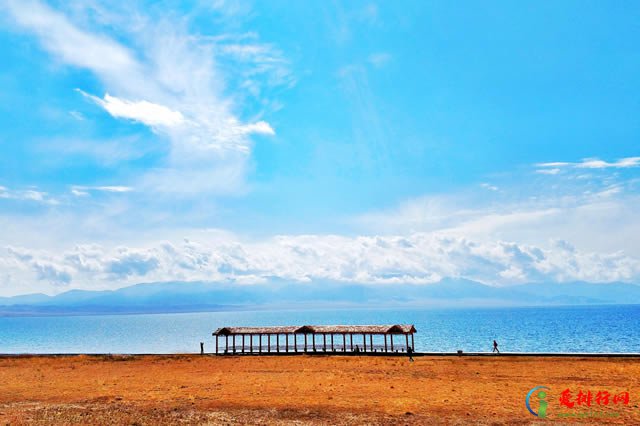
[1,304,639,354]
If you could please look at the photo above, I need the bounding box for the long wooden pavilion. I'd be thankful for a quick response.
[212,324,416,354]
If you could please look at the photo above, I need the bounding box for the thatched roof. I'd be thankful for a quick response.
[311,325,416,334]
[213,324,416,335]
[213,326,300,335]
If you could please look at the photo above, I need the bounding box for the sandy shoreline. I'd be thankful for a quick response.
[1,354,639,424]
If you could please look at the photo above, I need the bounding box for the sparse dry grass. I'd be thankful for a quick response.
[0,355,638,425]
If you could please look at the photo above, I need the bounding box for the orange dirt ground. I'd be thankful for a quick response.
[0,354,638,425]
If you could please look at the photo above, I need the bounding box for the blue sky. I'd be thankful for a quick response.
[1,0,639,295]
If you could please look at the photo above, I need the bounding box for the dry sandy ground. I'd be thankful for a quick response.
[0,354,639,425]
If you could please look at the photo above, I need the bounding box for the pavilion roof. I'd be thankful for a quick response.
[213,324,416,335]
[213,326,299,335]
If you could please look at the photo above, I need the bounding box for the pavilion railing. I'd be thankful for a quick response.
[214,333,414,354]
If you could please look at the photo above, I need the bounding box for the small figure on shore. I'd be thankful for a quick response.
[200,342,204,355]
[354,345,360,353]
[407,346,414,362]
[492,340,500,354]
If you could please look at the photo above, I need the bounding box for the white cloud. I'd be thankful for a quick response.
[33,262,72,285]
[2,156,640,295]
[70,185,133,196]
[6,247,72,287]
[2,232,639,295]
[235,121,275,135]
[578,157,640,169]
[22,190,46,202]
[0,186,58,205]
[4,0,285,197]
[94,186,132,193]
[480,183,499,191]
[537,157,640,170]
[104,248,160,278]
[2,0,139,80]
[71,188,89,197]
[3,2,638,299]
[216,39,296,100]
[355,177,640,258]
[79,91,185,128]
[536,161,570,168]
[536,168,561,175]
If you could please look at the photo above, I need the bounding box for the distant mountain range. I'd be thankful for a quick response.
[1,279,640,315]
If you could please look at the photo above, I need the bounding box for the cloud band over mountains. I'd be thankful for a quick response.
[2,232,639,296]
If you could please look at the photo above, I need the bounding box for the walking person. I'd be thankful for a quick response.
[492,340,500,354]
[407,346,414,362]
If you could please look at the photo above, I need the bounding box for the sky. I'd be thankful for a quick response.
[0,0,639,296]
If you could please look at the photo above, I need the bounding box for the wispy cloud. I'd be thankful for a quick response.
[2,0,139,83]
[368,52,391,68]
[336,64,391,170]
[355,174,640,259]
[0,186,58,205]
[578,157,640,169]
[215,37,296,102]
[78,91,185,128]
[68,110,85,121]
[92,186,133,193]
[536,156,640,171]
[2,170,640,295]
[235,121,275,135]
[3,0,284,196]
[480,183,499,191]
[536,168,561,175]
[70,186,133,197]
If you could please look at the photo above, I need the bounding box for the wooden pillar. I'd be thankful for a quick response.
[268,334,271,352]
[250,334,253,353]
[294,334,297,352]
[405,334,409,351]
[215,335,218,354]
[277,334,280,352]
[304,334,308,352]
[259,334,262,353]
[411,334,415,351]
[232,335,236,353]
[350,334,353,351]
[391,334,394,351]
[370,334,373,351]
[363,334,366,352]
[384,334,388,352]
[331,334,334,351]
[242,334,245,353]
[323,333,326,351]
[225,335,229,353]
[312,334,316,351]
[285,334,289,352]
[343,334,346,352]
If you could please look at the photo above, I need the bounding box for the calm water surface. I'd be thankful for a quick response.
[0,305,638,354]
